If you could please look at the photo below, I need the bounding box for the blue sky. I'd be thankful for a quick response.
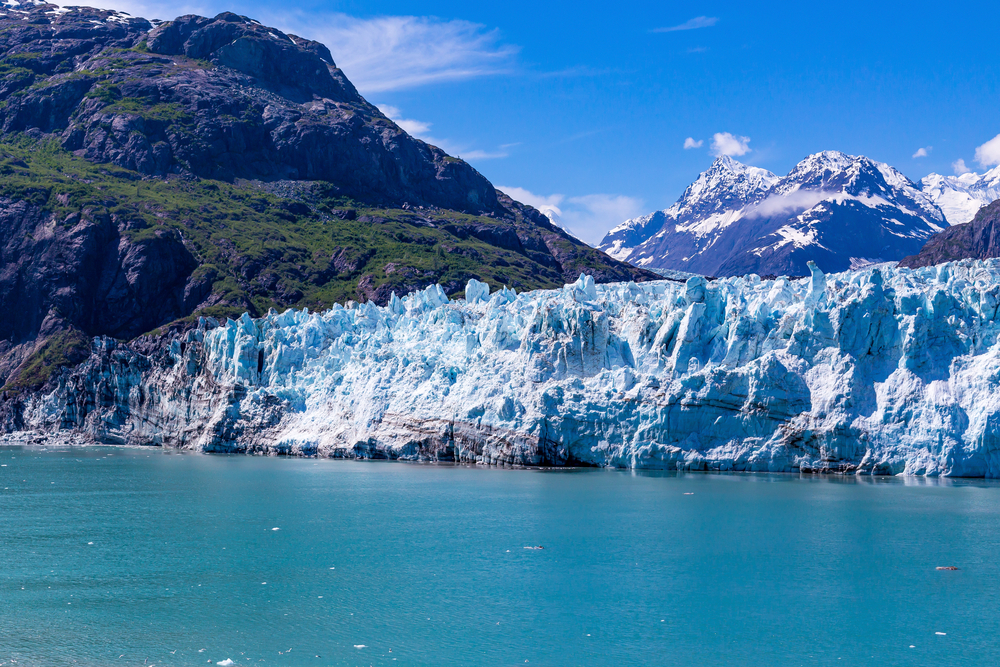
[81,0,1000,243]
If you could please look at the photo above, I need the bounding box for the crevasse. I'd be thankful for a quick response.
[175,260,1000,475]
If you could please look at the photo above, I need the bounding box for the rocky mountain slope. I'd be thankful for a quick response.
[600,152,948,277]
[922,166,1000,225]
[900,200,1000,268]
[10,261,1000,477]
[0,2,654,392]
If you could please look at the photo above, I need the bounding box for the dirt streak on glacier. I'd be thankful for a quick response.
[15,260,1000,476]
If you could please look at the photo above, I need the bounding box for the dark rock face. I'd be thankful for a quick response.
[0,4,497,213]
[0,199,209,382]
[900,201,1000,268]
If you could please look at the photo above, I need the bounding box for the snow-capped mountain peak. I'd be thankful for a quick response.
[601,157,776,262]
[773,152,942,222]
[598,151,949,277]
[922,165,1000,225]
[671,155,778,216]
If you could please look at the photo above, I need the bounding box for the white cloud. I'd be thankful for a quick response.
[653,16,719,33]
[974,133,1000,167]
[912,146,931,158]
[498,187,564,219]
[56,1,518,94]
[376,105,432,138]
[710,132,751,157]
[498,188,645,246]
[563,194,647,246]
[953,159,972,175]
[683,137,704,149]
[747,190,833,218]
[378,104,510,161]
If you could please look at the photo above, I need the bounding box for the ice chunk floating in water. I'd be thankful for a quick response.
[23,259,1000,476]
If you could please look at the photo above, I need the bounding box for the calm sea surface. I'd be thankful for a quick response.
[1,446,998,666]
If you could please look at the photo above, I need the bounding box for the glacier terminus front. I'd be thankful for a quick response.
[15,260,1000,477]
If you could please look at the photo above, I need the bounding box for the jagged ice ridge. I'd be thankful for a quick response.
[21,261,1000,476]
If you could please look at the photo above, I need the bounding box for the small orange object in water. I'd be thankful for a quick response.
[936,566,959,571]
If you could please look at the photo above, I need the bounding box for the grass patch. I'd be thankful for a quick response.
[102,97,192,122]
[2,329,91,392]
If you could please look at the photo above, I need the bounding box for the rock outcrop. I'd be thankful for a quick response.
[0,4,496,212]
[900,201,1000,269]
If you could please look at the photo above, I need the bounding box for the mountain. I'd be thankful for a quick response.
[0,3,656,392]
[921,166,1000,225]
[601,156,778,264]
[899,200,1000,268]
[600,152,947,277]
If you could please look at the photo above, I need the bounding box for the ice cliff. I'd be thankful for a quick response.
[18,260,1000,476]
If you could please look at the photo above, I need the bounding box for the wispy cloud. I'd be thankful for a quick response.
[538,65,619,78]
[308,14,518,93]
[953,159,972,175]
[652,16,719,33]
[499,187,565,220]
[462,149,510,160]
[683,137,704,149]
[912,146,931,158]
[56,1,519,94]
[747,191,833,218]
[377,105,432,137]
[498,187,645,246]
[710,132,751,157]
[686,47,709,54]
[377,104,510,161]
[975,133,1000,167]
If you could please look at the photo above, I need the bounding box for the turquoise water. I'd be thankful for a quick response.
[1,447,999,666]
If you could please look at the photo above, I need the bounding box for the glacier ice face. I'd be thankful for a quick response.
[20,260,1000,476]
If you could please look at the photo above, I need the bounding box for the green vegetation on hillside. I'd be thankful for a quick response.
[0,138,568,324]
[1,328,90,392]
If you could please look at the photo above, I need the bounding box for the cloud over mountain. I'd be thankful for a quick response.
[710,132,751,157]
[975,133,1000,168]
[499,188,644,245]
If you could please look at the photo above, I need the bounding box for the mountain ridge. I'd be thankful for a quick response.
[599,151,948,277]
[922,166,1000,226]
[602,156,778,264]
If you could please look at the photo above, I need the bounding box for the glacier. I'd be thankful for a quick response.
[16,260,1000,476]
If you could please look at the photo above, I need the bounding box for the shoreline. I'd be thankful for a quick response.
[4,429,999,483]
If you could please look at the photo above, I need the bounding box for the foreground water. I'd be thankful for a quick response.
[1,448,998,666]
